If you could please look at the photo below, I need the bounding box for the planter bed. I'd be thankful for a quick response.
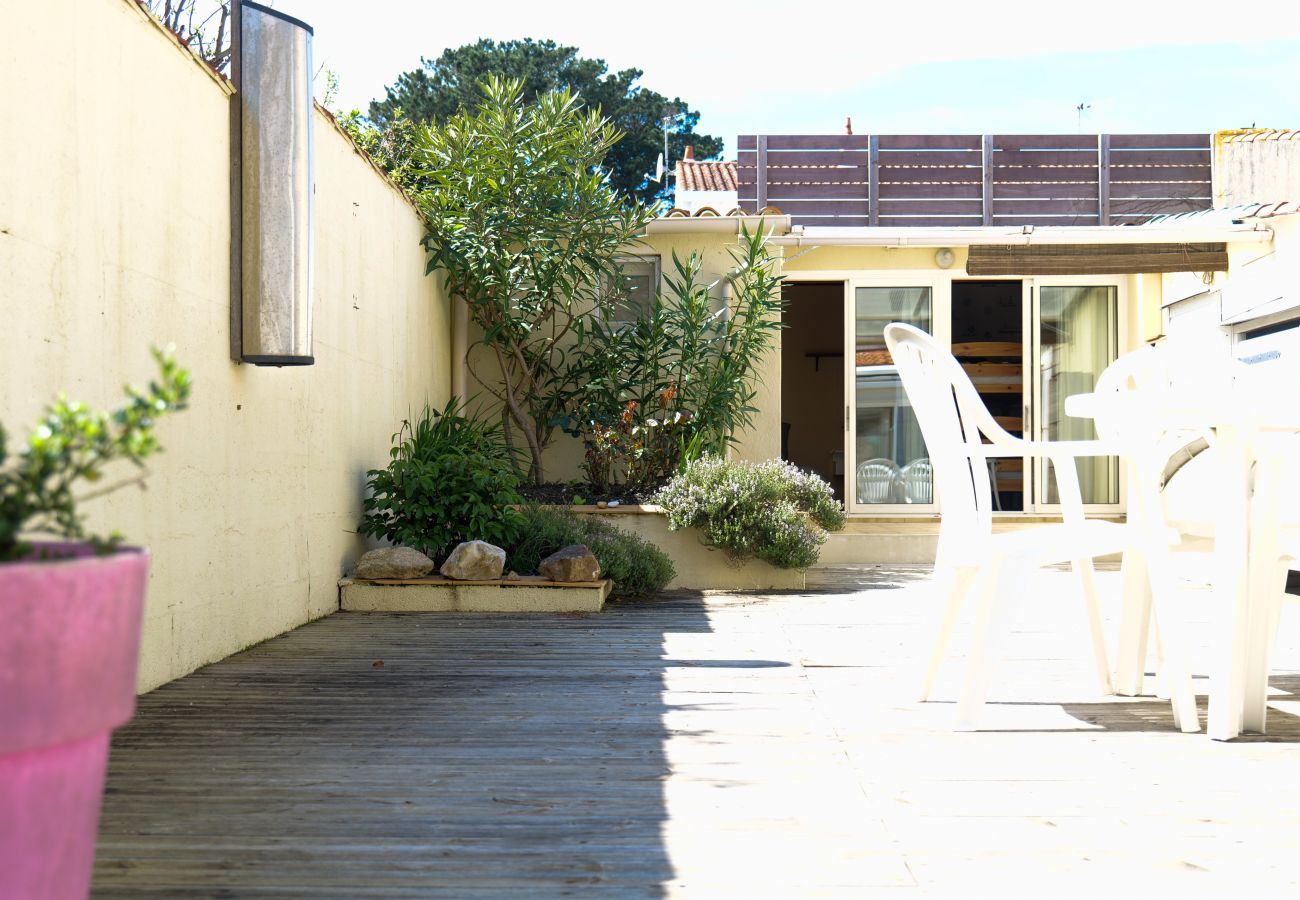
[339,575,612,613]
[567,505,806,591]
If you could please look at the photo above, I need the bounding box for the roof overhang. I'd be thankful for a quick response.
[644,215,793,236]
[770,223,1273,248]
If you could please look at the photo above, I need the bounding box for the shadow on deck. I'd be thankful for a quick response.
[93,566,1300,895]
[94,595,716,898]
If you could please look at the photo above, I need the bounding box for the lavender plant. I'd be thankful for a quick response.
[654,456,844,569]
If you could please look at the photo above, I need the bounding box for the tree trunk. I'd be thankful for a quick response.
[493,345,545,484]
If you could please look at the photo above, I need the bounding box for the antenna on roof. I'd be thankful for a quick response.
[1075,102,1091,133]
[845,117,853,136]
[659,109,687,192]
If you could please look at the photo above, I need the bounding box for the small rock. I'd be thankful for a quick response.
[538,544,601,582]
[607,500,620,508]
[354,546,435,580]
[596,501,608,509]
[505,571,521,580]
[440,540,506,580]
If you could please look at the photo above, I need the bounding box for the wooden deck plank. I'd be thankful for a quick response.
[93,567,1300,896]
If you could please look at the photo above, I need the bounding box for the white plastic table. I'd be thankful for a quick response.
[1066,379,1300,740]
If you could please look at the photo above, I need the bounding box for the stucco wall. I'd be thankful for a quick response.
[0,0,450,691]
[1161,218,1297,328]
[1214,132,1300,208]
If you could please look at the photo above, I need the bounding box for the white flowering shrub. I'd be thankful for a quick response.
[654,456,845,569]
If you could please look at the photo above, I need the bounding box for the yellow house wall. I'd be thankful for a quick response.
[484,231,1173,487]
[1160,221,1296,332]
[0,0,450,691]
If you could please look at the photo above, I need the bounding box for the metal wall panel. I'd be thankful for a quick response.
[237,1,314,365]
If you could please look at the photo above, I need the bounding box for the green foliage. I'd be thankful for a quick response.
[560,225,784,492]
[505,504,675,599]
[413,76,655,484]
[335,106,427,196]
[359,399,524,561]
[654,456,845,570]
[370,38,723,205]
[0,349,193,563]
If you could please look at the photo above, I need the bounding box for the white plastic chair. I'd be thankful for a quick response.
[1090,346,1300,734]
[1085,344,1204,730]
[856,458,902,504]
[900,457,933,504]
[884,323,1129,729]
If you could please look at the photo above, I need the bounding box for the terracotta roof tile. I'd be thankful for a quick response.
[1217,129,1300,144]
[676,160,738,192]
[1250,200,1300,218]
[1146,201,1300,225]
[659,206,784,218]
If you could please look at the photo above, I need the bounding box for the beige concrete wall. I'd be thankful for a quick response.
[1161,220,1297,328]
[1214,131,1300,208]
[0,0,450,691]
[576,510,804,589]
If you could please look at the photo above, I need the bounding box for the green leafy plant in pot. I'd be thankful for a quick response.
[0,349,190,899]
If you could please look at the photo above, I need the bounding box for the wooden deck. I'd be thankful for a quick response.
[93,566,1300,896]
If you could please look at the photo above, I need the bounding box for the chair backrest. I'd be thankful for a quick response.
[884,323,1021,542]
[900,457,933,504]
[856,458,902,504]
[1090,344,1169,447]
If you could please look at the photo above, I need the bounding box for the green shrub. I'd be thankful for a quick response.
[560,225,784,491]
[0,348,191,562]
[505,504,675,598]
[360,399,524,561]
[654,456,845,570]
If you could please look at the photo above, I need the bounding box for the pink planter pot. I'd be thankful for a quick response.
[0,545,149,900]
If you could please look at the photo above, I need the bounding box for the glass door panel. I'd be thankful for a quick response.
[1035,284,1120,506]
[852,287,932,507]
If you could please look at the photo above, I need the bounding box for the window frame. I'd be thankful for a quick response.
[604,255,661,327]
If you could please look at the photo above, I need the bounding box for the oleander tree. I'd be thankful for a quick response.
[413,76,655,484]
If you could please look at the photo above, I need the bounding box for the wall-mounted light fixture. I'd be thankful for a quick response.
[934,248,956,269]
[230,0,315,366]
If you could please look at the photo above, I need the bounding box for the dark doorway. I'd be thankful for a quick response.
[781,282,846,500]
[951,280,1024,511]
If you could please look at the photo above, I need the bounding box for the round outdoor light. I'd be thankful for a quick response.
[935,248,956,269]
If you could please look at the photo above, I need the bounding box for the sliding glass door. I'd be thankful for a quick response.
[846,277,949,512]
[834,273,1124,516]
[1030,280,1123,510]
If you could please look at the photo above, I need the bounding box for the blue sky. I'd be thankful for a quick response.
[271,0,1300,156]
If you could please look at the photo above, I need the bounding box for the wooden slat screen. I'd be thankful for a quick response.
[735,133,1212,227]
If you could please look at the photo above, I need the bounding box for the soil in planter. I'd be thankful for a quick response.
[517,481,664,506]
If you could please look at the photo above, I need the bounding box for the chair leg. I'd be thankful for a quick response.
[1241,574,1285,734]
[956,556,1017,731]
[1145,553,1201,733]
[1071,556,1114,696]
[1241,452,1286,734]
[1151,616,1170,701]
[919,564,978,702]
[1114,550,1152,696]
